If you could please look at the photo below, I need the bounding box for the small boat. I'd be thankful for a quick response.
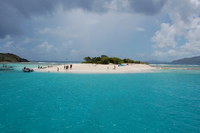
[0,67,14,70]
[22,67,34,72]
[0,64,14,70]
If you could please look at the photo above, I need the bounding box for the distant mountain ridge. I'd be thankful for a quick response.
[171,56,200,64]
[0,53,29,62]
[145,60,170,64]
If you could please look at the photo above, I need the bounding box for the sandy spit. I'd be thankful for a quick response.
[34,63,157,74]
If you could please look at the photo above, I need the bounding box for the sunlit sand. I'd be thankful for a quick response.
[34,63,156,73]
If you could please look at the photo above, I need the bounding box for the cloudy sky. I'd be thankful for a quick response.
[0,0,199,62]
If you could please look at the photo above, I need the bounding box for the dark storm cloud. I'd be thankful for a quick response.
[0,1,23,38]
[0,0,165,39]
[128,0,165,15]
[0,0,61,38]
[61,0,110,13]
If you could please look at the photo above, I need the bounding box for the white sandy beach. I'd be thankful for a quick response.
[34,63,156,73]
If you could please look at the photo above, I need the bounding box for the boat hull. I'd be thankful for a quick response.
[22,68,34,72]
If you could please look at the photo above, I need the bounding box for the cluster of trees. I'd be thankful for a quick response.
[83,55,145,64]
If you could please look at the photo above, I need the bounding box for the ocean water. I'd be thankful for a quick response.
[0,63,200,132]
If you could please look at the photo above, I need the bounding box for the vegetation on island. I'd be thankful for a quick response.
[0,53,29,62]
[82,55,146,64]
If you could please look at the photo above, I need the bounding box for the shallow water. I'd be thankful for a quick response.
[0,63,200,132]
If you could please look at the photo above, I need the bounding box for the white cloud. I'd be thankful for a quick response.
[37,41,57,53]
[27,40,105,61]
[5,41,14,47]
[152,49,178,58]
[180,42,200,53]
[151,0,200,59]
[152,49,191,59]
[185,25,200,43]
[22,38,30,44]
[180,25,200,53]
[30,41,73,60]
[0,41,25,54]
[152,23,177,49]
[39,28,51,34]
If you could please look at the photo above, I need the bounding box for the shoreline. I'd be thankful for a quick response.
[34,63,157,74]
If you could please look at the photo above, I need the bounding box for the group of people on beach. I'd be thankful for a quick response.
[57,64,73,72]
[64,64,73,70]
[38,65,51,69]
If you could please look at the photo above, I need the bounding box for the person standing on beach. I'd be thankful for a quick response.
[70,64,72,69]
[57,67,59,72]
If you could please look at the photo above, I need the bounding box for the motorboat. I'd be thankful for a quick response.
[0,64,14,70]
[22,67,34,72]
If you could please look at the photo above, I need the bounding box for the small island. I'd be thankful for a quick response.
[0,53,29,62]
[35,55,155,73]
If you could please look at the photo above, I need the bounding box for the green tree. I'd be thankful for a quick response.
[84,56,91,62]
[100,57,110,64]
[110,57,123,64]
[91,57,101,63]
[134,61,141,64]
[101,55,108,58]
[83,55,143,64]
[123,58,134,63]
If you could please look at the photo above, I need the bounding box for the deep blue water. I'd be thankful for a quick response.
[0,63,200,132]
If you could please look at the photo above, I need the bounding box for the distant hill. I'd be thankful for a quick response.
[171,56,200,64]
[145,60,170,64]
[0,53,29,62]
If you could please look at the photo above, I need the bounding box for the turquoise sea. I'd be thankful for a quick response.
[0,62,200,133]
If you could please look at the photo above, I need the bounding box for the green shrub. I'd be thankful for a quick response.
[83,55,144,64]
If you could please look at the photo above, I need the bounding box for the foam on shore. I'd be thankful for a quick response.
[34,63,156,74]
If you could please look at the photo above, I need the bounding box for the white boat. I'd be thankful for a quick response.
[22,67,34,72]
[0,64,14,70]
